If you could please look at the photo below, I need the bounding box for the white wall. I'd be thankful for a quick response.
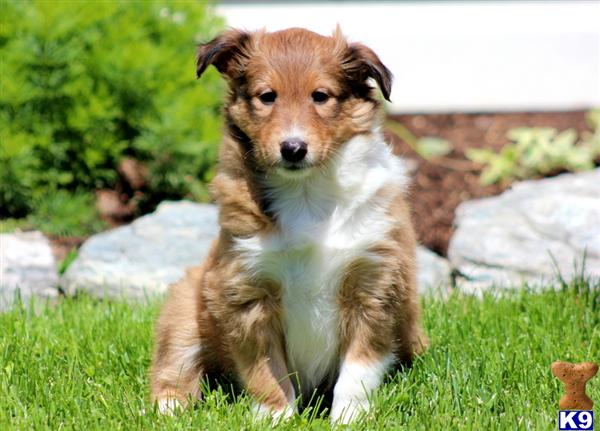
[215,1,600,113]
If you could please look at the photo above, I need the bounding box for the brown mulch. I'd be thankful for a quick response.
[48,235,86,263]
[386,110,592,256]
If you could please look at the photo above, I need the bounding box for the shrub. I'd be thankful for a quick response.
[466,109,600,185]
[0,190,106,236]
[0,0,224,218]
[26,190,107,237]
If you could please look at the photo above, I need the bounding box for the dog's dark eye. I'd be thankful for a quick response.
[258,91,277,105]
[312,91,329,104]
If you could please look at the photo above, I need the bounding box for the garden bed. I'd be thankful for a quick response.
[387,110,592,256]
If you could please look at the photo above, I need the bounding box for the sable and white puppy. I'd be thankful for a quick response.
[150,27,426,424]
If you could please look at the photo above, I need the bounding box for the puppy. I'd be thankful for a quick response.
[150,27,426,424]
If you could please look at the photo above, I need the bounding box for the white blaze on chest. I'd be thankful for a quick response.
[234,133,407,394]
[262,242,345,394]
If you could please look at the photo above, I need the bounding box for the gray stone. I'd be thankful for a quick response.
[416,246,451,295]
[61,201,219,299]
[1,231,59,311]
[448,169,600,293]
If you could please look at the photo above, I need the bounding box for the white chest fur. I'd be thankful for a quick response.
[234,133,407,395]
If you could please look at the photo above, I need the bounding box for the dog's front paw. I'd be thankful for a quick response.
[252,402,297,424]
[330,395,369,425]
[155,397,183,415]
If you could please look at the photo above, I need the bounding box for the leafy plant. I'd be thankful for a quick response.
[385,120,452,160]
[26,190,106,237]
[0,0,224,218]
[0,218,32,234]
[0,191,105,237]
[466,109,600,185]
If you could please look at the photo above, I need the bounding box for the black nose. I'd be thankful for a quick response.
[280,139,307,163]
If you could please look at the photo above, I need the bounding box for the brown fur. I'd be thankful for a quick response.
[150,27,425,416]
[338,192,426,366]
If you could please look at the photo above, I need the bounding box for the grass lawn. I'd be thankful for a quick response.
[1,279,598,430]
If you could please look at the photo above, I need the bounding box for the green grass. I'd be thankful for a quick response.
[1,280,598,430]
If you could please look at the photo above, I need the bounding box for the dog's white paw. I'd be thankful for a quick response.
[252,402,296,424]
[155,397,183,415]
[330,395,369,425]
[330,355,394,425]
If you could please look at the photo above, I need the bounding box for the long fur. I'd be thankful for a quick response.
[150,27,426,425]
[234,132,406,394]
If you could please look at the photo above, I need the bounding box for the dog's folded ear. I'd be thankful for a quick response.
[196,29,251,79]
[342,42,393,102]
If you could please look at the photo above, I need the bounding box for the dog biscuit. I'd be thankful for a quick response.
[551,361,598,410]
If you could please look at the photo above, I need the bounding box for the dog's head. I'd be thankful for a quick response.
[196,27,392,177]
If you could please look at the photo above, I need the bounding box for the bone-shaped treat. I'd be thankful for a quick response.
[551,361,598,410]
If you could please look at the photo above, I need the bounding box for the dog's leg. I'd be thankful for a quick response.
[233,328,296,422]
[332,258,401,425]
[150,277,204,414]
[388,196,429,364]
[334,305,394,425]
[207,266,296,421]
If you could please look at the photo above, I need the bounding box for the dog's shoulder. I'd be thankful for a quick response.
[210,135,273,237]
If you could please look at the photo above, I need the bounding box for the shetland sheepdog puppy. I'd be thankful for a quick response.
[150,27,426,425]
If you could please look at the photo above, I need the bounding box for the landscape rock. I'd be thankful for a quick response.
[416,246,451,295]
[61,201,219,299]
[448,169,600,293]
[62,200,449,299]
[1,231,59,311]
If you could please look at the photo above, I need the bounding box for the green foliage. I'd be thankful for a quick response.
[26,190,106,237]
[0,0,224,218]
[466,109,600,185]
[0,191,104,237]
[0,217,31,233]
[386,120,452,160]
[58,248,78,275]
[414,136,452,159]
